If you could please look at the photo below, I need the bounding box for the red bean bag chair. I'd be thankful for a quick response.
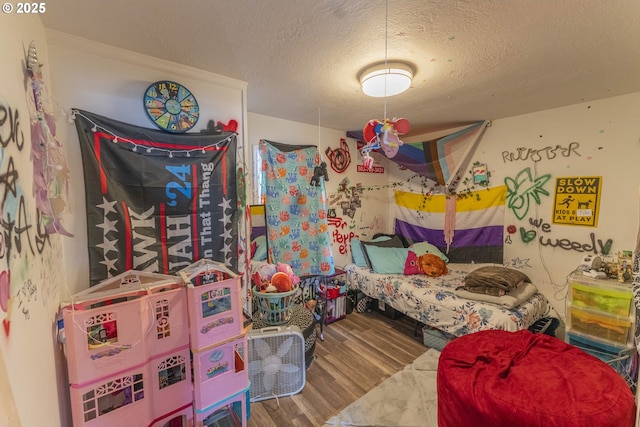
[437,329,636,427]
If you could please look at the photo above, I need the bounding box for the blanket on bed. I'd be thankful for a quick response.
[453,282,538,309]
[463,266,531,296]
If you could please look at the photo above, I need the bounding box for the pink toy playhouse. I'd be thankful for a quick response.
[194,385,250,427]
[60,270,192,427]
[178,259,243,351]
[192,333,248,410]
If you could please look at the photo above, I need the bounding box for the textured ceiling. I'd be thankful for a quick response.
[40,0,640,136]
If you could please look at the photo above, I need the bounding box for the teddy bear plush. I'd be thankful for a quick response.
[418,253,448,277]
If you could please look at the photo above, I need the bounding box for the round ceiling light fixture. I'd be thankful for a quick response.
[359,62,414,98]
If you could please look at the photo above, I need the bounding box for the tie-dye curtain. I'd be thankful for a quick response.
[260,140,335,276]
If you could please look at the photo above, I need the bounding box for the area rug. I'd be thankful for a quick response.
[323,348,440,427]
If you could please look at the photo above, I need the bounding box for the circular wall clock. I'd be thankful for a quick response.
[143,80,200,133]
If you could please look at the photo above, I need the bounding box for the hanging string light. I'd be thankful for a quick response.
[71,109,235,157]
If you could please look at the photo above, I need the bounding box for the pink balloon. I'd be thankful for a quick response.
[382,131,400,158]
[393,118,411,134]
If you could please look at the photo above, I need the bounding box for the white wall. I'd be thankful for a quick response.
[388,92,640,316]
[248,112,390,268]
[0,15,67,427]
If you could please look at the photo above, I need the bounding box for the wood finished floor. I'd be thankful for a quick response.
[247,310,428,427]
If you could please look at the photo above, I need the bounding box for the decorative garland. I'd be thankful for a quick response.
[26,41,73,236]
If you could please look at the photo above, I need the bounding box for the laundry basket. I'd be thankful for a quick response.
[253,287,300,325]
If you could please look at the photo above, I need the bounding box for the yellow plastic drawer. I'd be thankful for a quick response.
[570,282,633,316]
[568,306,631,345]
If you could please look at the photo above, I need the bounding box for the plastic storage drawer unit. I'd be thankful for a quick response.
[568,306,632,345]
[567,330,630,363]
[569,277,633,317]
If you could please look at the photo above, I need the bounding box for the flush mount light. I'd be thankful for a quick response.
[360,62,414,98]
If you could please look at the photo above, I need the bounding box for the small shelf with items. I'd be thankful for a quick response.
[313,267,347,340]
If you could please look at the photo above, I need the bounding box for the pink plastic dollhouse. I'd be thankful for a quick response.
[60,260,249,427]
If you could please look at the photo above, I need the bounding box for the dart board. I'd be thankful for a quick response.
[143,80,200,133]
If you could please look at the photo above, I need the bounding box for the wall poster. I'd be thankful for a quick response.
[552,176,602,227]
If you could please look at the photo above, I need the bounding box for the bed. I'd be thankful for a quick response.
[346,234,559,339]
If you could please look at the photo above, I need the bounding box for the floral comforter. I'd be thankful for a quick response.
[346,263,559,337]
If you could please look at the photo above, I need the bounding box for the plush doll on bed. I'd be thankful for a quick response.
[418,253,448,277]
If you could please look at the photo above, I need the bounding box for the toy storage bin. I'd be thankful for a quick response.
[568,275,633,316]
[192,333,248,410]
[194,385,249,427]
[568,306,632,345]
[146,285,190,358]
[69,365,151,427]
[149,346,193,422]
[179,260,242,350]
[149,403,193,427]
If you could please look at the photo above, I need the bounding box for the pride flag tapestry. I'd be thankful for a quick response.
[380,121,488,189]
[75,109,238,286]
[394,185,506,263]
[260,140,335,277]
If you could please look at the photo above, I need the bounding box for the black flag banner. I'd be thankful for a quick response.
[74,109,238,286]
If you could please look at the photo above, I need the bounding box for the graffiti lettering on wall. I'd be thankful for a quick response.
[327,215,356,255]
[552,176,602,227]
[325,138,351,173]
[0,105,25,149]
[501,142,581,163]
[0,103,53,333]
[508,217,613,255]
[505,168,552,220]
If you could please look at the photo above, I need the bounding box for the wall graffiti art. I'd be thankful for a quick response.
[504,167,552,220]
[325,138,351,173]
[505,257,531,269]
[1,100,57,334]
[327,215,356,255]
[517,216,613,255]
[501,142,581,163]
[552,176,602,227]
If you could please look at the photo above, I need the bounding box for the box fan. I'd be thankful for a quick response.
[248,325,306,402]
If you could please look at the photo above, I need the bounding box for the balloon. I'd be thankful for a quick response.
[381,131,400,158]
[393,118,411,134]
[363,120,378,143]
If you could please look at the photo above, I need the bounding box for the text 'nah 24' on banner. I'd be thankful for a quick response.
[552,176,602,227]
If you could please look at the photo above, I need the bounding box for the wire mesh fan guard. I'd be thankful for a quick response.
[248,325,306,402]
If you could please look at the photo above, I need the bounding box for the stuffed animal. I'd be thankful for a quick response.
[418,253,448,277]
[252,263,277,289]
[277,262,300,285]
[270,272,292,292]
[310,162,329,186]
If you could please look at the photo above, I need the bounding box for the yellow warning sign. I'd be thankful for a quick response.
[552,176,602,227]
